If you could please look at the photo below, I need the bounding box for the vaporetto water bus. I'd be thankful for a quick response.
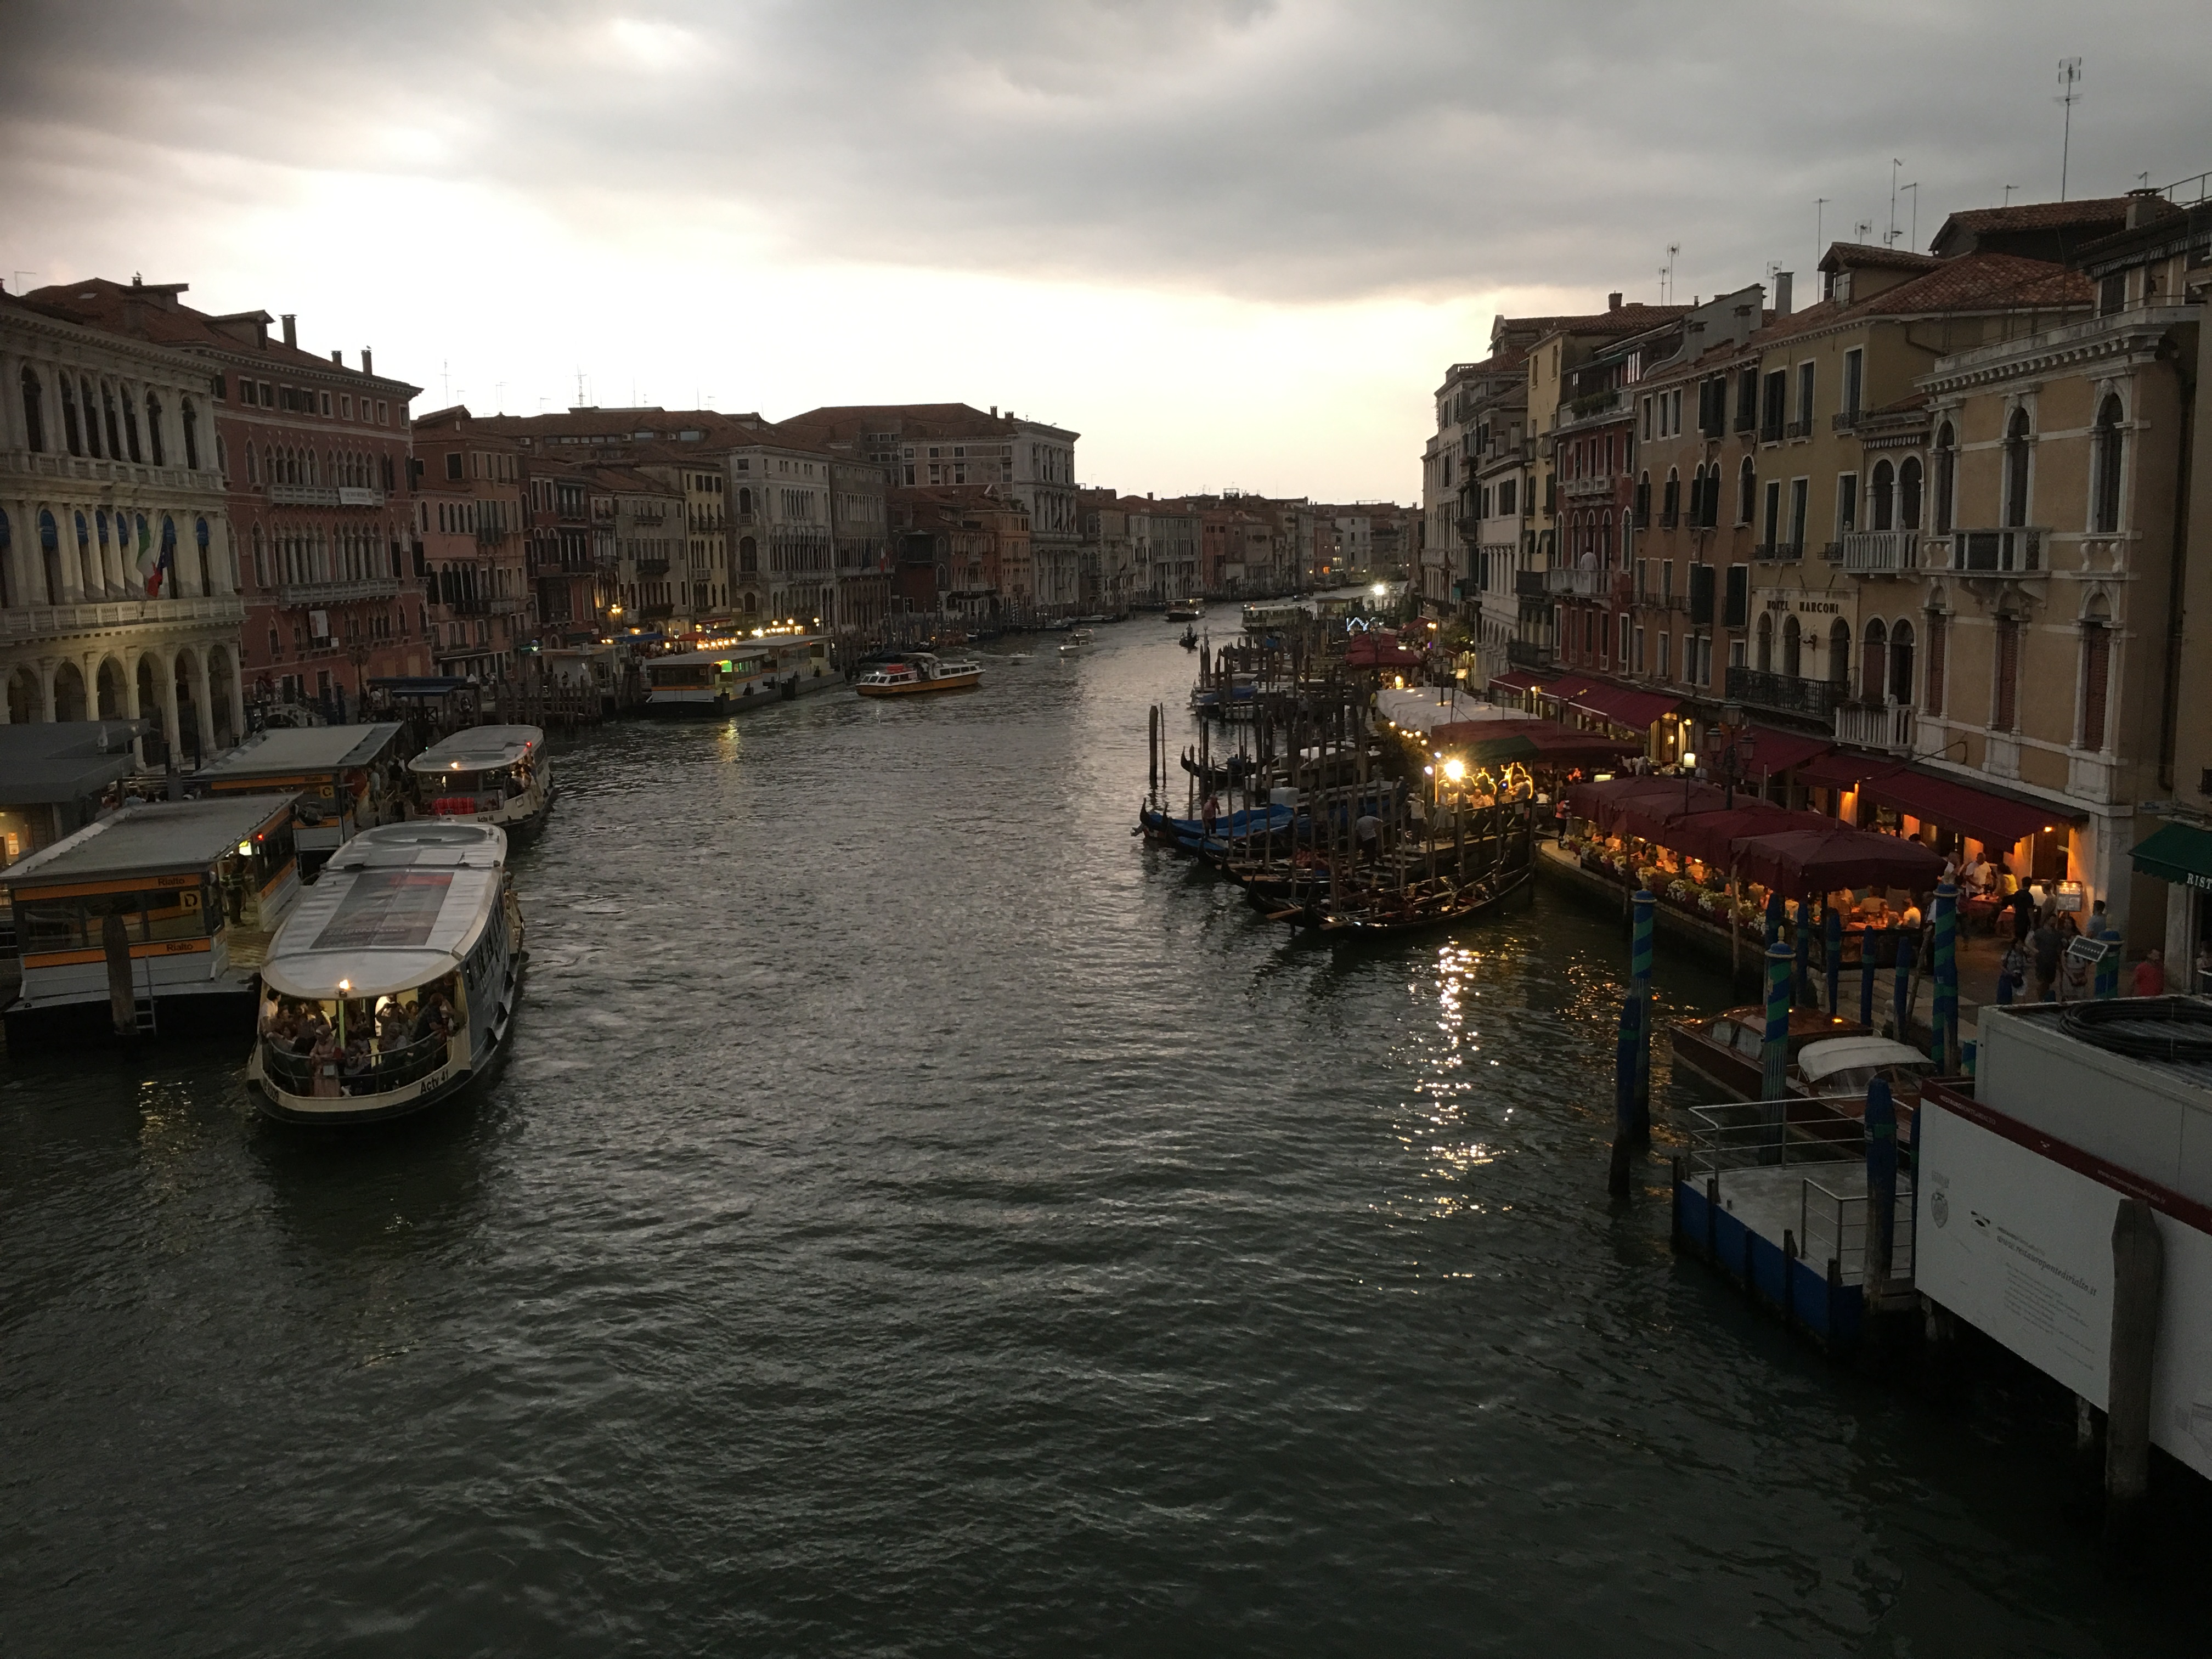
[247,820,524,1125]
[644,631,838,715]
[1,794,301,1048]
[855,652,984,697]
[194,723,407,875]
[407,725,555,842]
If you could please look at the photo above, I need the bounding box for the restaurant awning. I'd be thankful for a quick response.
[1861,768,2071,850]
[2131,822,2212,893]
[1729,826,1947,899]
[1567,684,1681,729]
[1796,751,1899,791]
[1713,725,1834,778]
[1488,669,1543,695]
[1536,673,1605,702]
[1664,803,1825,867]
[1434,720,1641,767]
[1562,775,1728,832]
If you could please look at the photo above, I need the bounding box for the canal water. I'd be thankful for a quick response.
[0,628,2196,1656]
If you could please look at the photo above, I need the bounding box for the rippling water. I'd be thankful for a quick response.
[1,629,2196,1656]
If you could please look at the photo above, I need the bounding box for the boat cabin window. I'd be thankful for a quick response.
[16,878,218,951]
[651,663,711,688]
[1733,1025,1764,1059]
[1709,1019,1737,1048]
[258,970,462,1099]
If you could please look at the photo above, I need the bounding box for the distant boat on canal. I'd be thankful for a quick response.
[643,632,838,715]
[856,652,985,697]
[1059,628,1096,656]
[248,820,523,1125]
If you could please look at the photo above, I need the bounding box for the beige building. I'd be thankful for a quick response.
[1,290,245,759]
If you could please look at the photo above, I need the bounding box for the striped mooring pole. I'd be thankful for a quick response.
[1932,879,1959,1072]
[1760,939,1793,1103]
[1824,903,1842,1015]
[1893,928,1913,1041]
[1765,888,1784,953]
[2096,925,2121,1000]
[1632,888,1655,1142]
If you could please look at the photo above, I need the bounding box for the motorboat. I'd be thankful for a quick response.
[1059,629,1096,656]
[856,653,985,697]
[1165,601,1204,622]
[247,820,524,1125]
[407,725,554,842]
[1669,1005,1867,1098]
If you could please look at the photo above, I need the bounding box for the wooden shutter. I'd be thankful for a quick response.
[1994,617,2019,732]
[1926,614,1946,716]
[2080,626,2111,752]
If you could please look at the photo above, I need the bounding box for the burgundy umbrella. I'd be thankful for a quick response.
[1662,803,1824,867]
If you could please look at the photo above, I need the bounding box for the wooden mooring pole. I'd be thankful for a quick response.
[2104,1197,2164,1555]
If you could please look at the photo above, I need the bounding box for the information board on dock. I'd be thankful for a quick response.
[1918,1099,2212,1481]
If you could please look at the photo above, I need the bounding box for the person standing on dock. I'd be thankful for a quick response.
[1355,811,1383,867]
[1201,792,1219,839]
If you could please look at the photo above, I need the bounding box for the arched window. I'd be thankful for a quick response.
[1993,611,2022,731]
[2002,408,2032,528]
[1782,614,1801,678]
[1861,617,1887,701]
[2078,603,2112,751]
[20,369,46,453]
[1828,618,1850,686]
[38,509,62,604]
[738,534,758,573]
[1889,618,1915,706]
[1738,458,1756,526]
[0,509,9,610]
[74,511,93,596]
[158,516,179,597]
[1898,456,1923,531]
[1662,467,1680,525]
[122,389,143,461]
[2091,394,2124,533]
[79,378,103,458]
[60,376,84,456]
[1634,470,1650,524]
[182,398,201,471]
[144,393,166,466]
[1757,611,1773,672]
[102,382,123,459]
[196,518,212,594]
[1869,459,1895,532]
[1932,423,1955,535]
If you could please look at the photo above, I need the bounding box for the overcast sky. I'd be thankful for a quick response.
[4,1,2205,501]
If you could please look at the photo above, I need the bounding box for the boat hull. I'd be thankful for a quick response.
[856,673,983,698]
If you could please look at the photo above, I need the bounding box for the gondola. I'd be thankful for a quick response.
[1314,865,1534,944]
[1179,627,1200,650]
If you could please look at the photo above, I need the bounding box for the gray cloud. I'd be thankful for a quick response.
[4,0,2207,306]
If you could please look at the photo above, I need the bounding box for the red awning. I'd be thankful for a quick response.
[1664,803,1826,866]
[1713,725,1833,777]
[1861,768,2075,849]
[1562,775,1725,832]
[1433,719,1640,764]
[1796,751,1899,791]
[1536,673,1605,702]
[1488,669,1542,694]
[1568,684,1681,729]
[1729,826,1947,899]
[1344,639,1423,668]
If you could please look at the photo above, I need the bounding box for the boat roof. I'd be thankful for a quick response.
[262,822,507,999]
[198,724,404,778]
[0,719,143,806]
[1797,1035,1933,1080]
[652,635,826,665]
[1,794,295,889]
[408,725,544,774]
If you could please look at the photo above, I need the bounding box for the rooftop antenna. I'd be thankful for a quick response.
[1815,198,1829,262]
[2056,58,2083,200]
[1855,221,1874,242]
[1900,182,1920,250]
[441,359,450,403]
[494,380,507,415]
[1888,160,1903,245]
[575,366,586,406]
[2003,184,2021,206]
[1663,242,1680,304]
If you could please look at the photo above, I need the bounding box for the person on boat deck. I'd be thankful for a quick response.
[1355,812,1383,865]
[309,1028,344,1099]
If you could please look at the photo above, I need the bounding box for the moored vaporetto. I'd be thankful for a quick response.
[247,820,524,1125]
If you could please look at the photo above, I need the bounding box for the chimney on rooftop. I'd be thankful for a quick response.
[362,347,374,375]
[990,405,998,417]
[2126,187,2166,229]
[330,349,341,365]
[1773,272,1793,316]
[1608,291,1622,311]
[281,314,297,348]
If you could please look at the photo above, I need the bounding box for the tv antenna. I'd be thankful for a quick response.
[2002,184,2021,206]
[1900,182,1920,250]
[575,366,586,407]
[2056,58,2083,201]
[441,359,450,403]
[1888,160,1904,245]
[1815,198,1829,262]
[1662,242,1680,303]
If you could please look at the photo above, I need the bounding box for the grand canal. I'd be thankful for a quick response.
[1,627,2197,1656]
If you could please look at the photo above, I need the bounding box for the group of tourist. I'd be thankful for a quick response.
[257,984,456,1098]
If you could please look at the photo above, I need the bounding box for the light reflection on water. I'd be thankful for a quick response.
[0,628,2193,1656]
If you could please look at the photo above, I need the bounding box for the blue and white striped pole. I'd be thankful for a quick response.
[1765,888,1784,953]
[1761,939,1793,1103]
[1794,903,1812,1007]
[1932,879,1959,1072]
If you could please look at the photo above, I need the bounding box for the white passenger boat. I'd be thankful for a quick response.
[407,725,555,842]
[644,632,838,715]
[1,794,301,1048]
[195,723,407,874]
[1164,600,1204,622]
[247,821,524,1124]
[1059,629,1096,656]
[855,653,984,697]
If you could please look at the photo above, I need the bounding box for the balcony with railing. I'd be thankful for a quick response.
[1725,666,1847,722]
[1831,409,1864,433]
[1555,388,1625,433]
[641,602,676,621]
[1785,417,1814,440]
[0,592,247,639]
[1506,636,1554,670]
[1543,567,1606,597]
[1753,541,1803,562]
[276,577,401,606]
[1945,528,2049,574]
[1514,569,1547,599]
[1833,699,1915,753]
[1561,473,1616,502]
[1841,530,1919,573]
[1,448,226,495]
[634,556,671,577]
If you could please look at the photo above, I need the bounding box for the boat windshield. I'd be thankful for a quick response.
[257,971,460,1099]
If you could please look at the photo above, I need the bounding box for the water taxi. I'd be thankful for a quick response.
[2,794,301,1048]
[1059,628,1096,656]
[407,725,555,842]
[643,632,837,715]
[1165,600,1204,622]
[193,723,407,874]
[247,821,523,1124]
[855,653,984,697]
